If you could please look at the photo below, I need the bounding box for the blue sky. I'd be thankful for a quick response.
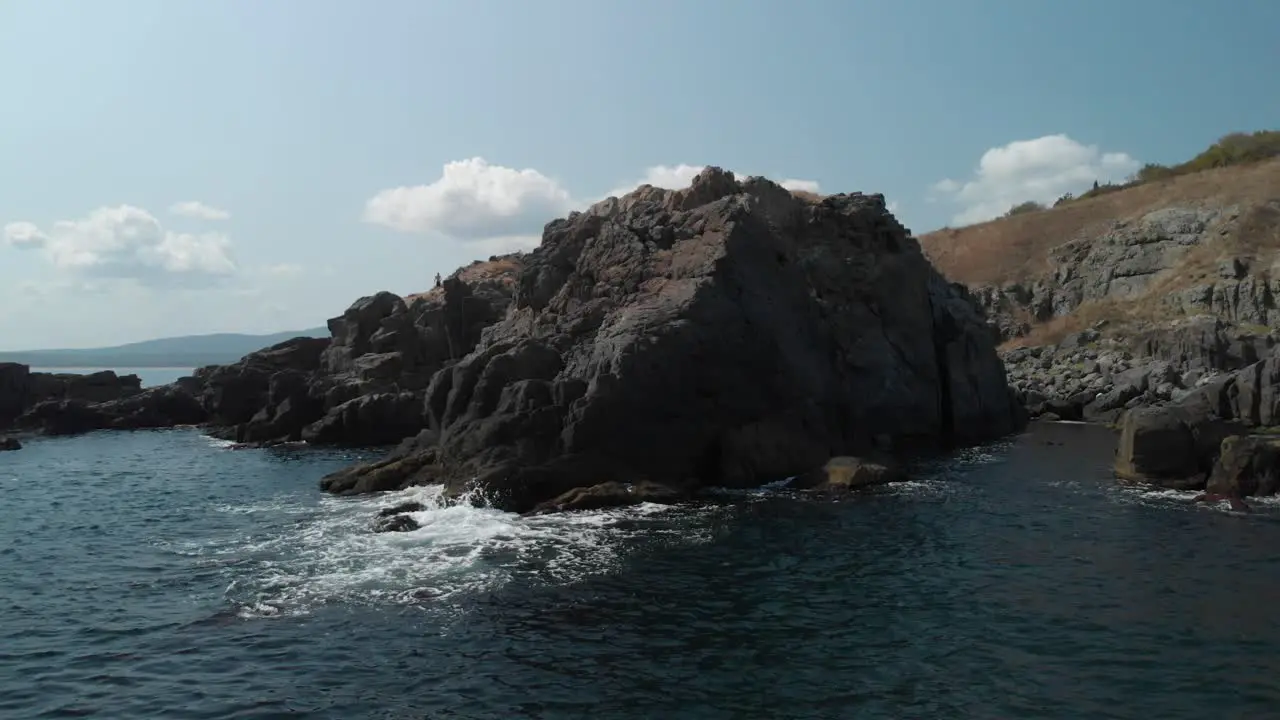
[1,0,1276,349]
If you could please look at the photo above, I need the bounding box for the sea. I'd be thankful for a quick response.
[3,369,1279,718]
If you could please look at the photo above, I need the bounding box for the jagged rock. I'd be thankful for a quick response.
[321,168,1024,512]
[1206,435,1280,497]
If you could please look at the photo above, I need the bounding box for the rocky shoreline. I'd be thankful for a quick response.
[8,169,1274,517]
[1,169,1025,518]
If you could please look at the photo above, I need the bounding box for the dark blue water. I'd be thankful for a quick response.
[2,422,1278,719]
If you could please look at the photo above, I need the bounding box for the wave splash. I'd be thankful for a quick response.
[188,485,720,619]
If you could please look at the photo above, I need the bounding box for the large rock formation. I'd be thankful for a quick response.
[320,168,1024,511]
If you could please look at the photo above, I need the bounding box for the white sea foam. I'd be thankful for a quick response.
[184,484,720,619]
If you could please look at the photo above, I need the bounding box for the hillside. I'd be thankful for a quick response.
[918,135,1280,423]
[921,155,1280,345]
[0,328,328,368]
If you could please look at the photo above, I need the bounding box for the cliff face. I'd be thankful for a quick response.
[321,168,1024,511]
[921,158,1280,421]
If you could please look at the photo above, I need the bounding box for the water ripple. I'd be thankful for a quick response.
[2,423,1279,718]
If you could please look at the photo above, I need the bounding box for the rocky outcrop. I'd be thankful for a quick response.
[15,384,209,436]
[0,363,167,435]
[0,254,525,442]
[321,168,1024,512]
[1206,435,1280,497]
[196,256,524,446]
[1114,351,1280,494]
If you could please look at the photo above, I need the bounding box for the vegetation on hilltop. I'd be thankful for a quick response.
[1001,130,1280,219]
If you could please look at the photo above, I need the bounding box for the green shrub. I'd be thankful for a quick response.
[1005,201,1045,217]
[1132,163,1177,183]
[1179,131,1280,173]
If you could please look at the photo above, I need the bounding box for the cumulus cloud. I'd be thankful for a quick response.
[169,201,230,221]
[363,158,575,247]
[3,205,237,285]
[2,221,48,248]
[931,134,1141,226]
[365,159,822,254]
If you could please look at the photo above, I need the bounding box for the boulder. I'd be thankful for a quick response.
[321,169,1024,512]
[1113,352,1280,486]
[0,437,20,451]
[1206,435,1280,497]
[371,513,421,533]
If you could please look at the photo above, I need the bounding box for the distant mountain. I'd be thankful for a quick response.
[0,328,329,368]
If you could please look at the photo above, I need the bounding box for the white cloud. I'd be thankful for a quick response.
[931,134,1141,225]
[2,221,48,248]
[261,263,304,278]
[169,201,230,221]
[778,178,822,194]
[4,205,237,284]
[363,158,575,242]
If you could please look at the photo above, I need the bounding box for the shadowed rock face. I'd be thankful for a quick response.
[321,168,1025,512]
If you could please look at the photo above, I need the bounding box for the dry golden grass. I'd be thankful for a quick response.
[1000,299,1128,350]
[921,158,1280,286]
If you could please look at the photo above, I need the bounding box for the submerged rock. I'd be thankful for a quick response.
[371,513,421,533]
[528,481,693,515]
[322,168,1024,512]
[789,456,906,494]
